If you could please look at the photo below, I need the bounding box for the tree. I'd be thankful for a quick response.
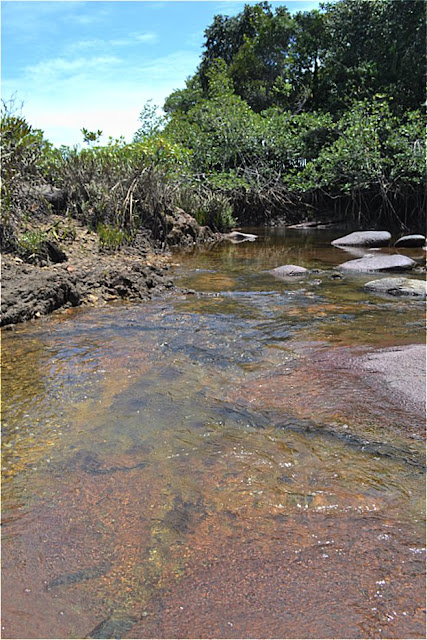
[165,60,260,176]
[285,9,327,112]
[319,0,426,114]
[133,100,166,141]
[157,0,426,225]
[164,75,203,115]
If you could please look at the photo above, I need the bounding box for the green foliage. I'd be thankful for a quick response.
[0,100,56,251]
[81,128,103,145]
[173,186,235,231]
[320,0,426,115]
[296,99,424,194]
[385,111,425,187]
[49,218,77,243]
[164,62,261,177]
[18,230,47,255]
[166,0,425,118]
[97,223,129,250]
[1,101,51,202]
[1,102,50,177]
[164,75,203,115]
[133,100,166,141]
[197,193,235,231]
[41,134,192,240]
[159,0,426,223]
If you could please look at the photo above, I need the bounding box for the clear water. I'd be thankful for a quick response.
[2,227,425,639]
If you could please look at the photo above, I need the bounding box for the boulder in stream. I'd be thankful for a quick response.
[271,264,309,278]
[332,231,391,247]
[394,234,426,248]
[364,277,426,299]
[338,254,415,273]
[360,345,426,415]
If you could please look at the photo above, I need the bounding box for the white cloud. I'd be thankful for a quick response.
[68,12,101,26]
[15,89,171,148]
[1,1,102,39]
[64,39,102,54]
[3,46,201,146]
[26,55,121,81]
[144,2,168,11]
[132,50,201,83]
[62,32,159,56]
[133,32,158,44]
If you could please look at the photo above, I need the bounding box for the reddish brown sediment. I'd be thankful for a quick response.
[2,228,425,639]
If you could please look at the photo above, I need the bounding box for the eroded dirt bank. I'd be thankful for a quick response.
[1,211,217,327]
[1,251,173,327]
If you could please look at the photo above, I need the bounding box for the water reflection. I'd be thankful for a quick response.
[1,227,425,639]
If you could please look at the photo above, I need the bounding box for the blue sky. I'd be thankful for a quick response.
[2,1,321,147]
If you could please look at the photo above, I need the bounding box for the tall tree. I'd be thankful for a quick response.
[320,0,426,114]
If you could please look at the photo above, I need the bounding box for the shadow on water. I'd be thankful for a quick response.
[1,227,425,639]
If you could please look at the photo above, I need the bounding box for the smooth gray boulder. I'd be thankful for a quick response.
[271,264,309,278]
[332,231,391,247]
[364,277,426,299]
[361,345,426,414]
[226,231,258,243]
[338,254,415,273]
[394,234,426,248]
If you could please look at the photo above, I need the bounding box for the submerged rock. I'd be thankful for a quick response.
[364,277,427,298]
[86,614,138,639]
[271,264,309,278]
[46,563,109,591]
[332,231,391,247]
[334,245,374,258]
[338,254,415,273]
[394,234,426,248]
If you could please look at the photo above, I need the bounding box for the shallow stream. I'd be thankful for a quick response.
[2,227,425,638]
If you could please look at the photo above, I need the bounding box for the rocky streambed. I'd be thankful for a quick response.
[2,224,426,640]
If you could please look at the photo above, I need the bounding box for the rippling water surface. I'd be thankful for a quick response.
[2,228,425,639]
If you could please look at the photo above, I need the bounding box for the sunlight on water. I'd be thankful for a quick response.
[2,228,425,639]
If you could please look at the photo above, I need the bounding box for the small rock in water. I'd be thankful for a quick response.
[271,265,309,278]
[226,231,258,243]
[394,234,426,248]
[331,231,391,247]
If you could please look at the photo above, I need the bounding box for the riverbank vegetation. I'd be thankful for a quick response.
[161,0,425,226]
[1,0,425,262]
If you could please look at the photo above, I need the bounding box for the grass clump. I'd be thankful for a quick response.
[18,230,47,255]
[173,187,235,232]
[196,193,235,232]
[97,223,129,251]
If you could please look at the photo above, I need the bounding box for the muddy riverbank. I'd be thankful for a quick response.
[1,212,220,327]
[1,251,173,327]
